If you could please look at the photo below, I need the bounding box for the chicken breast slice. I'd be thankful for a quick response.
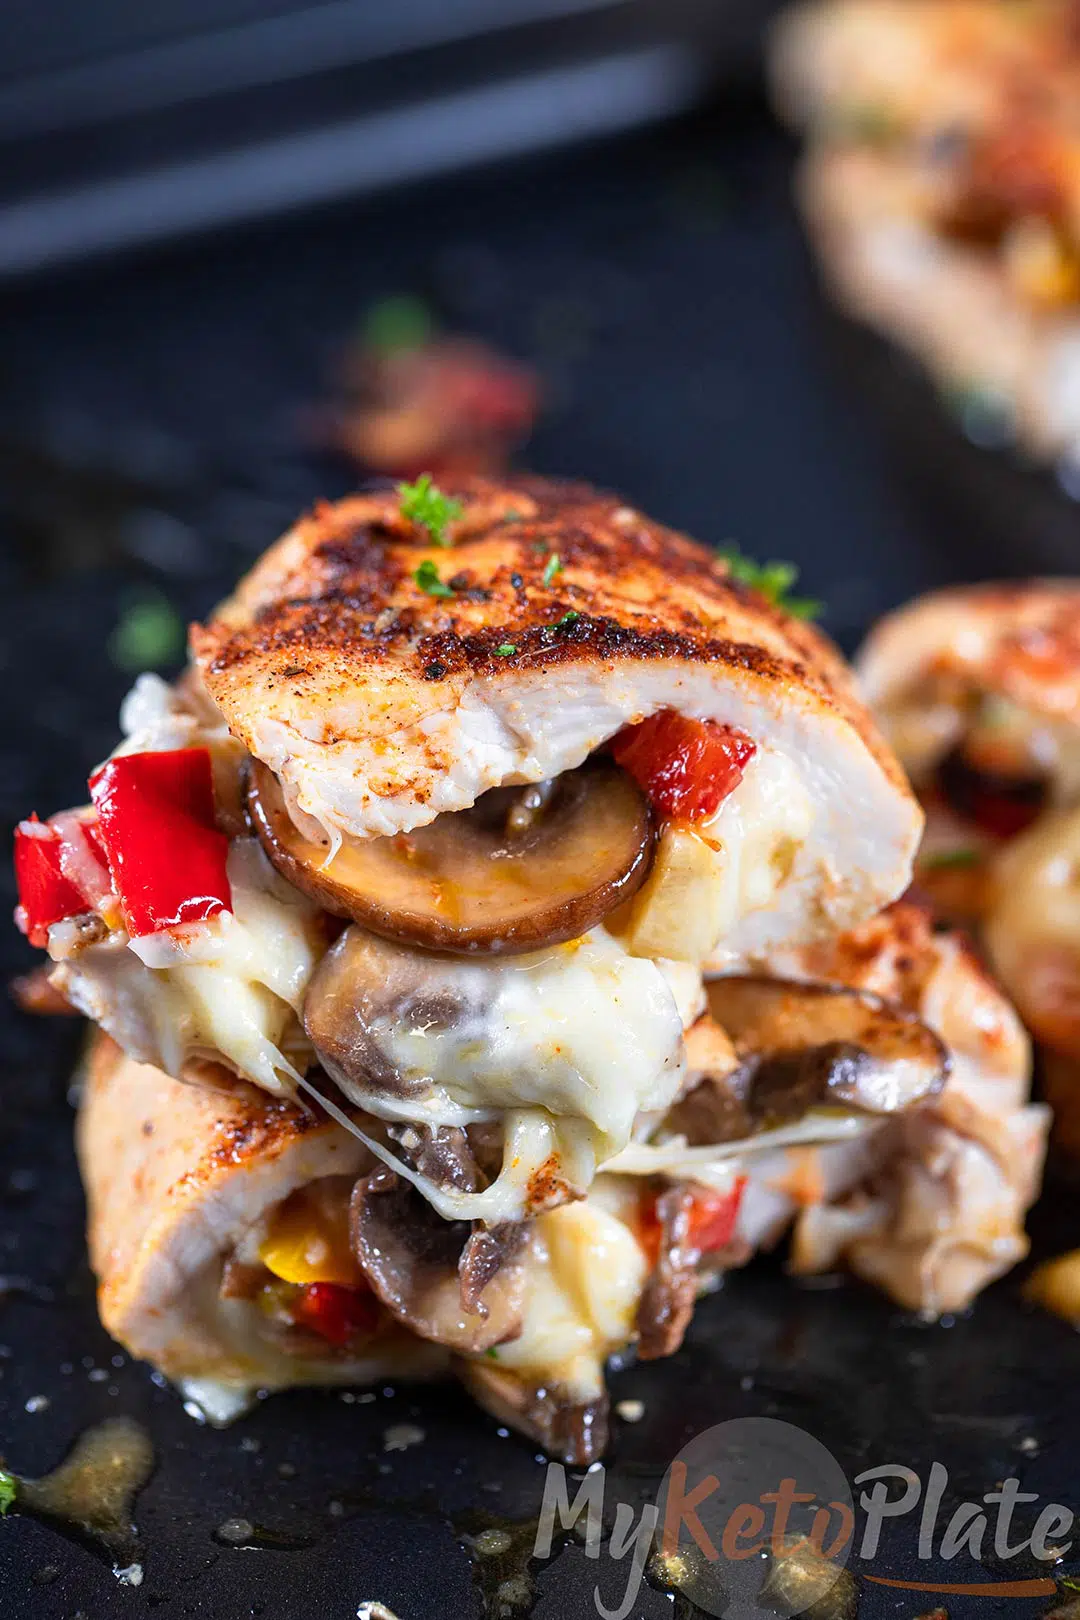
[192,476,921,955]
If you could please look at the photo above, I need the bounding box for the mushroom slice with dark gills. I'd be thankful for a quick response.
[703,975,949,1126]
[249,757,654,956]
[348,1169,528,1352]
[302,923,688,1224]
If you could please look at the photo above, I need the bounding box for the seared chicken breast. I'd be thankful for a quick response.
[857,582,1080,1073]
[773,0,1080,467]
[18,475,922,1235]
[80,893,1044,1463]
[191,477,919,956]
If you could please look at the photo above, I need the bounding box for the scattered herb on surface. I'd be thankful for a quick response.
[398,474,463,546]
[413,559,456,599]
[495,643,516,656]
[542,553,562,586]
[922,847,981,870]
[555,610,579,628]
[719,544,821,620]
[107,591,186,673]
[361,294,433,352]
[0,1470,16,1515]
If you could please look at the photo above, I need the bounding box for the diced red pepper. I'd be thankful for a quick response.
[89,748,231,938]
[639,1177,747,1266]
[612,711,756,823]
[13,816,94,948]
[291,1281,379,1346]
[685,1177,747,1253]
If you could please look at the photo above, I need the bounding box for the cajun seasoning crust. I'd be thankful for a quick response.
[191,476,907,796]
[859,580,1080,725]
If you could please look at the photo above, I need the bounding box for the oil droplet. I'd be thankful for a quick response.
[15,1416,154,1567]
[213,1516,316,1551]
[454,1508,546,1617]
[215,1517,256,1546]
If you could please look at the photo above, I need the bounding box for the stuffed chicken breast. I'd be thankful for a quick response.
[860,581,1080,1150]
[772,0,1080,469]
[15,476,920,1230]
[858,581,1080,922]
[79,895,1042,1466]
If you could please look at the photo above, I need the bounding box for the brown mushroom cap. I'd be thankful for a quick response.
[348,1168,527,1353]
[704,976,949,1122]
[248,757,654,956]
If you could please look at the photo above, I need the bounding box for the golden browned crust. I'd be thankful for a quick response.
[191,475,909,799]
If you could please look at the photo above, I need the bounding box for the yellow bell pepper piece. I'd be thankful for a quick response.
[259,1188,362,1287]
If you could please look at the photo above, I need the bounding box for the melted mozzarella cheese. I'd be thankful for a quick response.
[53,839,320,1093]
[308,928,691,1224]
[488,1183,647,1396]
[336,928,687,1147]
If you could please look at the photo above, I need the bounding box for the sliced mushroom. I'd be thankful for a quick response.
[303,926,488,1103]
[459,1224,528,1317]
[665,1015,754,1145]
[349,1168,526,1352]
[635,1184,700,1361]
[456,1359,610,1467]
[704,976,949,1123]
[248,757,653,955]
[389,1123,479,1192]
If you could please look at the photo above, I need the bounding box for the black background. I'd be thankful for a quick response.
[2,87,1080,1618]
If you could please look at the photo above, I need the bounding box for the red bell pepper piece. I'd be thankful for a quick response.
[612,711,756,823]
[13,816,93,948]
[685,1176,747,1253]
[639,1176,747,1266]
[89,748,231,938]
[291,1281,379,1346]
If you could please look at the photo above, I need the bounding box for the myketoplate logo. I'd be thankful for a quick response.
[533,1417,1074,1619]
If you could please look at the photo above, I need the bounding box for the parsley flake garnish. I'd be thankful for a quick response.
[0,1469,16,1516]
[361,294,433,353]
[719,544,821,620]
[398,474,463,547]
[496,643,516,657]
[542,552,562,586]
[413,559,455,599]
[555,610,579,628]
[922,847,981,871]
[107,591,185,673]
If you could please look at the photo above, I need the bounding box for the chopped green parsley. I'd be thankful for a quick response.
[398,474,463,547]
[542,552,563,586]
[718,544,821,620]
[0,1470,16,1516]
[361,294,433,352]
[921,847,981,871]
[107,591,186,673]
[496,643,517,656]
[413,559,456,599]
